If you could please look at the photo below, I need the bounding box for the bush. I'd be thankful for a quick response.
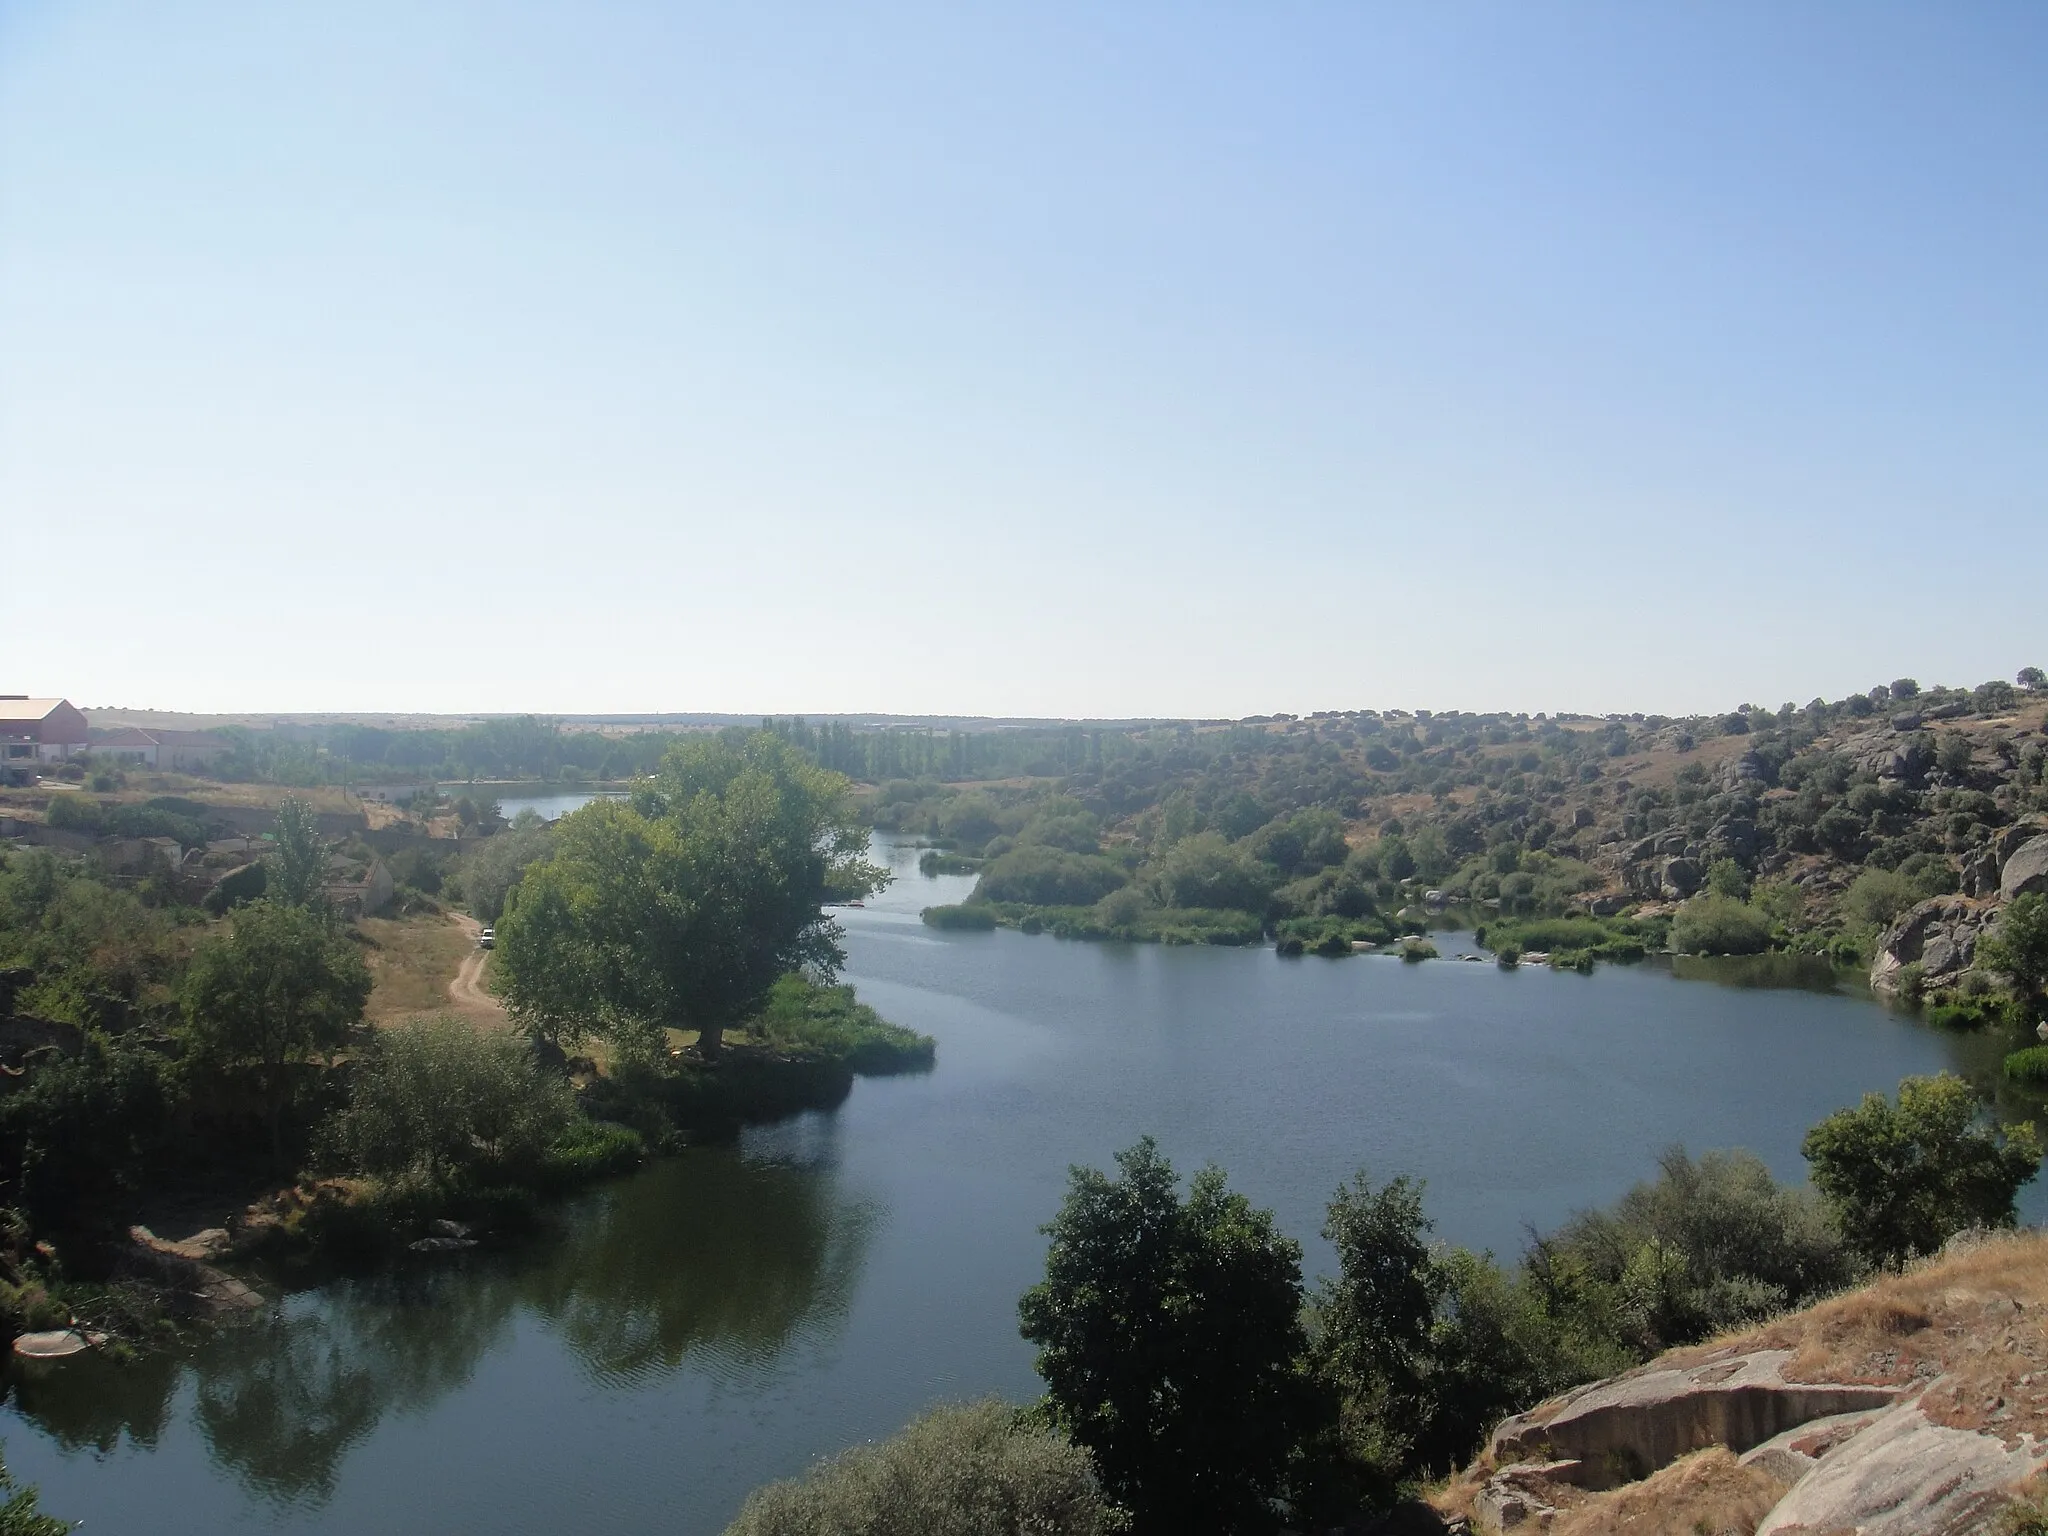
[2003,1048,2048,1085]
[751,974,934,1075]
[974,846,1128,907]
[201,860,269,915]
[1150,833,1274,913]
[1400,939,1438,962]
[1803,1072,2045,1268]
[0,1035,173,1226]
[1670,896,1773,956]
[723,1401,1115,1536]
[323,1016,576,1186]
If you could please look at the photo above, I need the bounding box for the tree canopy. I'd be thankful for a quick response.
[1018,1137,1310,1535]
[496,733,886,1055]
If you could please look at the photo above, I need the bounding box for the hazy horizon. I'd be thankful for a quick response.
[5,3,2044,720]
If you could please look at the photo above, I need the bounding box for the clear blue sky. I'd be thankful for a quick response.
[3,3,2043,719]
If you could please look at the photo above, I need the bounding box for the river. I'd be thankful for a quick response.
[0,835,2030,1534]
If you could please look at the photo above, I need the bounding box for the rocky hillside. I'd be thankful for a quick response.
[1435,1230,2048,1535]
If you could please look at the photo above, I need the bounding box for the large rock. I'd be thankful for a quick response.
[1658,857,1702,901]
[1960,846,2002,899]
[1754,1405,2046,1536]
[1490,1351,1899,1485]
[2001,834,2048,901]
[1869,897,1994,994]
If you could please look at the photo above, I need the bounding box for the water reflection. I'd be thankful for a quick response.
[525,1134,877,1388]
[1669,953,1853,992]
[6,1347,179,1456]
[5,1134,875,1507]
[196,1268,522,1503]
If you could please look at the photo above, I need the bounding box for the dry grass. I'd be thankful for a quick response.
[1551,1448,1790,1536]
[1675,1229,2048,1447]
[358,913,479,1023]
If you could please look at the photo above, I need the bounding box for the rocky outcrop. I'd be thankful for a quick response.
[1489,1351,1899,1482]
[2002,833,2048,902]
[123,1225,265,1314]
[1450,1231,2048,1535]
[1868,896,1995,993]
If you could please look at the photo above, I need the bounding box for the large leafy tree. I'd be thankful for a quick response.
[1017,1137,1310,1535]
[181,899,371,1166]
[1982,893,2048,1007]
[1802,1073,2043,1268]
[496,733,885,1056]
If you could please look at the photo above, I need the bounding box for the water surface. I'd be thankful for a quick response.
[2,836,2021,1534]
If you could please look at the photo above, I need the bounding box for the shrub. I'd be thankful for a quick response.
[1982,894,2048,1001]
[975,847,1128,907]
[1670,896,1773,956]
[1840,869,1916,932]
[722,1401,1115,1536]
[2003,1048,2048,1085]
[0,1034,173,1226]
[323,1016,576,1186]
[1149,833,1274,913]
[1803,1072,2044,1268]
[201,861,269,915]
[752,974,934,1075]
[1400,939,1438,962]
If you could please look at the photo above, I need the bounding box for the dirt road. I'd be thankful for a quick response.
[445,912,509,1025]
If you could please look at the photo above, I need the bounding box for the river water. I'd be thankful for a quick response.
[2,836,2030,1534]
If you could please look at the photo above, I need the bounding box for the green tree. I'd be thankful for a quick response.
[497,733,885,1056]
[1670,895,1772,956]
[1802,1073,2043,1268]
[1981,893,2048,1005]
[182,900,372,1166]
[1018,1137,1309,1534]
[268,794,328,908]
[1705,859,1751,901]
[1309,1173,1442,1488]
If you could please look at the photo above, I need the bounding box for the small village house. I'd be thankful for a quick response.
[92,726,233,773]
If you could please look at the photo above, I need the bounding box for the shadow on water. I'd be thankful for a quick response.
[1668,952,1857,993]
[522,1130,878,1389]
[3,1130,876,1508]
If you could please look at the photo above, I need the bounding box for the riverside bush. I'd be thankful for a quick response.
[323,1016,575,1185]
[752,974,934,1075]
[2003,1047,2048,1085]
[1670,895,1774,956]
[723,1401,1115,1536]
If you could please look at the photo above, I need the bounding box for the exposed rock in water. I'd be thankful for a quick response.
[1868,896,1994,994]
[124,1224,265,1314]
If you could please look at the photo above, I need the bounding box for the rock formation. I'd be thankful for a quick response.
[1442,1230,2048,1535]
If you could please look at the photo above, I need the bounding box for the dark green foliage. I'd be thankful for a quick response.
[201,860,268,915]
[2002,1047,2048,1085]
[322,1015,577,1186]
[1481,915,1656,962]
[1802,1072,2044,1267]
[1149,833,1273,913]
[722,1401,1115,1536]
[1670,895,1774,956]
[921,903,997,931]
[181,899,373,1165]
[975,846,1127,906]
[499,733,886,1055]
[751,974,934,1075]
[456,822,555,924]
[0,1034,173,1226]
[1531,1148,1854,1357]
[1982,894,2048,1001]
[1019,1138,1309,1535]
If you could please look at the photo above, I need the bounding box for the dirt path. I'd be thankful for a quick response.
[445,912,509,1026]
